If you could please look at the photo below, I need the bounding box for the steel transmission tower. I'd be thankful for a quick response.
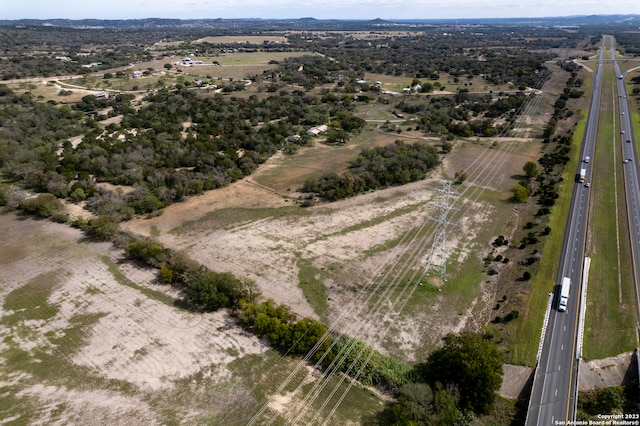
[423,180,459,283]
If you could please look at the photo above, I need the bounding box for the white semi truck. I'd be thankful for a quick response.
[579,168,586,183]
[558,277,571,312]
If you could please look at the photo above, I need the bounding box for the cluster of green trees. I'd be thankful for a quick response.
[238,298,414,387]
[378,332,504,425]
[0,83,368,219]
[303,141,440,201]
[392,92,524,138]
[272,55,344,90]
[239,299,333,358]
[72,93,137,114]
[0,25,156,79]
[238,297,504,424]
[578,385,639,420]
[281,30,557,89]
[120,235,259,311]
[0,88,93,191]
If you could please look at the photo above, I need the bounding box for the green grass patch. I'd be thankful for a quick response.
[101,256,176,307]
[222,350,383,425]
[296,256,329,321]
[150,225,161,237]
[0,387,37,425]
[298,374,385,424]
[84,284,104,295]
[171,206,304,234]
[1,271,62,327]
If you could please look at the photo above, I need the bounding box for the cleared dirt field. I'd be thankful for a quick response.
[195,35,289,44]
[0,213,273,424]
[0,211,383,424]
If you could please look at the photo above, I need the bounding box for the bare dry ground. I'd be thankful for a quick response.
[195,35,289,44]
[0,211,383,424]
[0,213,273,424]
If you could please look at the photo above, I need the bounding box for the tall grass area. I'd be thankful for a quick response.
[506,113,587,366]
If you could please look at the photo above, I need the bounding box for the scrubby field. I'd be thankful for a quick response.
[0,212,386,424]
[0,48,581,424]
[0,108,542,422]
[124,122,536,361]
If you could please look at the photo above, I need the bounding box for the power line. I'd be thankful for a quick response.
[241,64,560,425]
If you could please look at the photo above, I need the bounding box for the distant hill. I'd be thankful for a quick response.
[0,15,638,29]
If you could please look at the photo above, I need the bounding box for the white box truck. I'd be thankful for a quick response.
[558,277,571,312]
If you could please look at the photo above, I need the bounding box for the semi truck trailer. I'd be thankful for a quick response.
[558,277,571,312]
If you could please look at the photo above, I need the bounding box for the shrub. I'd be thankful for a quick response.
[87,215,120,241]
[160,264,175,283]
[493,235,508,246]
[125,237,171,267]
[425,332,503,414]
[187,270,244,311]
[20,193,64,218]
[503,310,519,322]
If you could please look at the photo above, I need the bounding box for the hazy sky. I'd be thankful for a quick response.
[3,0,640,20]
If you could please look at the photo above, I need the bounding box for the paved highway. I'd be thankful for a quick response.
[526,37,606,426]
[615,40,640,346]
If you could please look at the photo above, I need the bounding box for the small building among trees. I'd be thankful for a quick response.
[306,125,328,136]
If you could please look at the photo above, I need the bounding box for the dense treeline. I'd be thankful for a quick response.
[280,29,557,89]
[238,298,414,388]
[303,141,440,201]
[0,84,364,217]
[121,234,259,311]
